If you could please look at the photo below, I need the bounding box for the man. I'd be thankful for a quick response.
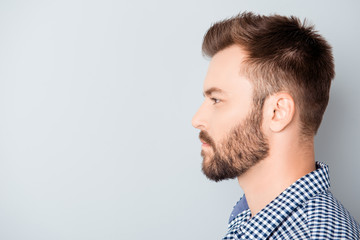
[192,12,360,239]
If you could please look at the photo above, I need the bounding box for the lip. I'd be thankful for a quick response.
[200,139,210,147]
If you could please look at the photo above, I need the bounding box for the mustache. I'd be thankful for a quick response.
[199,131,215,148]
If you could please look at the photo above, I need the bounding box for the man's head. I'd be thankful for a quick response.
[192,12,335,182]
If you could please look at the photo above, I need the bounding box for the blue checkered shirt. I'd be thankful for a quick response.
[223,162,360,239]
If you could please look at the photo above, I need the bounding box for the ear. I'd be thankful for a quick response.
[266,92,296,133]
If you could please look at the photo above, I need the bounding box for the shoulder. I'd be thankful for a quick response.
[303,190,360,239]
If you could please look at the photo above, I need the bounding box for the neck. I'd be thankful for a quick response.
[237,136,316,217]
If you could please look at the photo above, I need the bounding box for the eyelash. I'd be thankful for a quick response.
[210,98,221,104]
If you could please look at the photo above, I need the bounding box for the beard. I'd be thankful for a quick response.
[199,105,269,182]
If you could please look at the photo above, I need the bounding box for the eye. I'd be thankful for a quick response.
[210,97,221,104]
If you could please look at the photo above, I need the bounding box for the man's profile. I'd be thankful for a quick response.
[192,12,360,239]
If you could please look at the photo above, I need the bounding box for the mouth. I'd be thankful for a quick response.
[200,139,211,147]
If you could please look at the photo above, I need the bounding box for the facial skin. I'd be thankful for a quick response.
[192,45,269,181]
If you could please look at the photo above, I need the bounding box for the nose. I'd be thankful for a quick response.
[191,103,208,130]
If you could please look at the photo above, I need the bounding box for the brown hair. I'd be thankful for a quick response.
[202,12,335,137]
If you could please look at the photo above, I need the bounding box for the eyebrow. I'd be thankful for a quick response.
[203,87,226,97]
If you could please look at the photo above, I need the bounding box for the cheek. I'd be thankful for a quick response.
[211,118,237,145]
[212,105,249,139]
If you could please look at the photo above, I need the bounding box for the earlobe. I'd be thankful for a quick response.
[269,93,295,133]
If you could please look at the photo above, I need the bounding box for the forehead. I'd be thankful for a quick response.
[203,45,252,96]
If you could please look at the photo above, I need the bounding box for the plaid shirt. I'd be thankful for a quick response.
[223,162,360,239]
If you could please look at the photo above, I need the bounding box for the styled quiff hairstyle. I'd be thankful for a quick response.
[202,12,335,137]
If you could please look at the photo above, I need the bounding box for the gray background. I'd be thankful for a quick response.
[0,0,359,239]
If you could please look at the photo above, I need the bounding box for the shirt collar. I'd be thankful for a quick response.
[227,162,330,239]
[229,195,249,223]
